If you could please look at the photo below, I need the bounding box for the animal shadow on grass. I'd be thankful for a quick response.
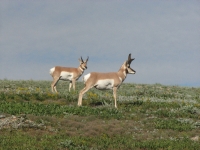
[89,100,143,108]
[119,100,144,107]
[89,101,104,107]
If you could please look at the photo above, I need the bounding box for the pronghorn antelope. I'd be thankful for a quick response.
[50,57,89,93]
[78,54,136,108]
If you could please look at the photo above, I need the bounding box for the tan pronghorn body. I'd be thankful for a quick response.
[50,57,88,93]
[78,54,136,108]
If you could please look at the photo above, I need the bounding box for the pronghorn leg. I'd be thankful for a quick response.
[69,81,72,92]
[51,77,60,93]
[51,82,54,93]
[78,86,91,106]
[72,79,76,91]
[113,87,117,108]
[54,86,58,93]
[51,78,58,93]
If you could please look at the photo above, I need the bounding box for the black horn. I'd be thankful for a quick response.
[127,53,135,64]
[86,56,89,62]
[81,56,84,62]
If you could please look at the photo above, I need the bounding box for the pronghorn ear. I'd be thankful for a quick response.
[124,61,128,66]
[79,59,83,64]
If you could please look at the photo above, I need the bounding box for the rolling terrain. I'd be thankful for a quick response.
[0,79,200,149]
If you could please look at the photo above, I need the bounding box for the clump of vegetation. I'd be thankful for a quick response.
[0,79,200,149]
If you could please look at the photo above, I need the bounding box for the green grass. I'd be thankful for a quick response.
[0,79,200,149]
[1,132,199,150]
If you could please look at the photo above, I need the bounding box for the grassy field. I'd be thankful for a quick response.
[0,79,200,149]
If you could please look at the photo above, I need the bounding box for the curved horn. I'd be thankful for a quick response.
[127,53,135,64]
[81,56,84,62]
[86,56,89,62]
[128,53,131,61]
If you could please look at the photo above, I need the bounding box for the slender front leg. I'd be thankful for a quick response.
[72,79,76,91]
[54,86,58,93]
[113,87,117,108]
[78,86,91,106]
[69,81,72,92]
[51,83,55,93]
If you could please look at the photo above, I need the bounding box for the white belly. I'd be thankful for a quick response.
[94,79,114,90]
[60,71,73,81]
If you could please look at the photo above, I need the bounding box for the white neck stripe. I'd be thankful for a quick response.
[79,67,83,72]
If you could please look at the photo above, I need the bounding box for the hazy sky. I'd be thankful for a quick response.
[0,0,200,87]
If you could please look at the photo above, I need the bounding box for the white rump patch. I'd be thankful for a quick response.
[83,73,91,83]
[94,79,114,90]
[49,67,55,75]
[60,71,73,81]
